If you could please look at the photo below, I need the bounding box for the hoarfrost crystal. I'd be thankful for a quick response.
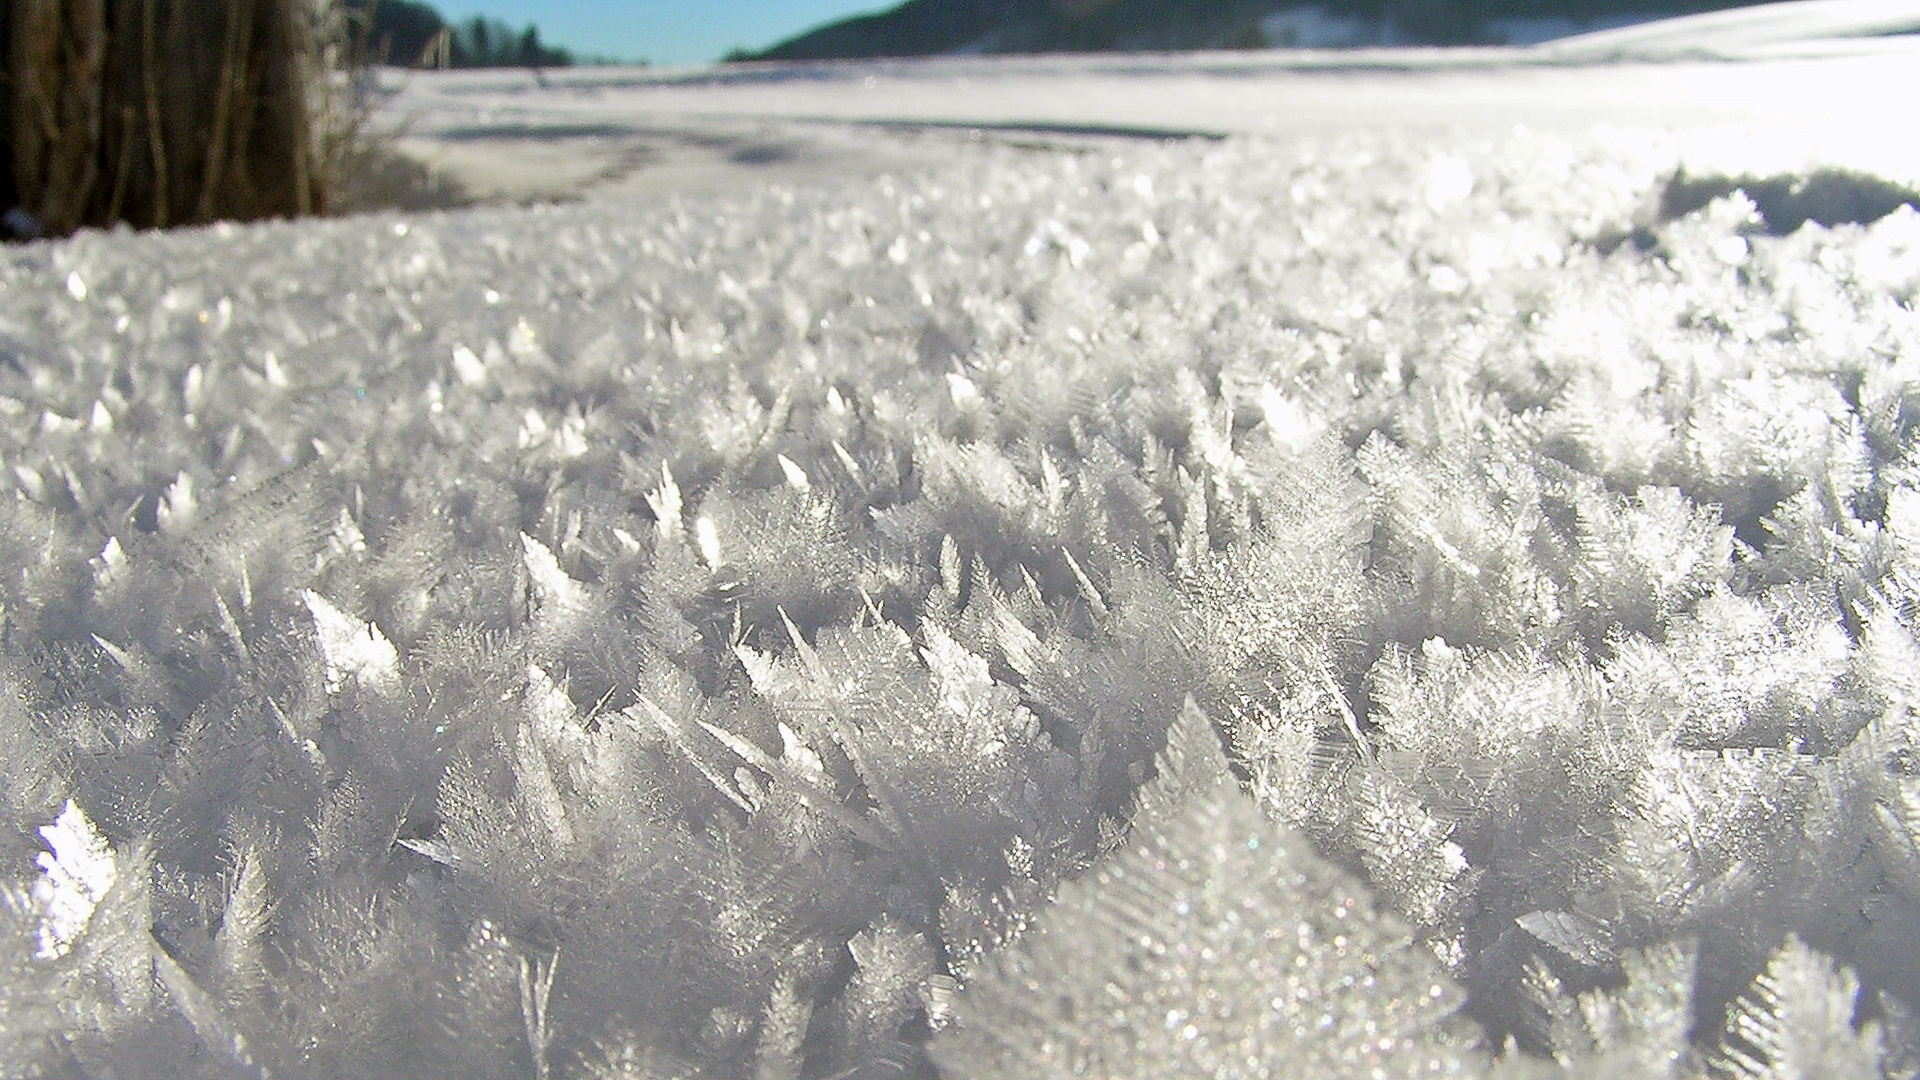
[31,801,117,959]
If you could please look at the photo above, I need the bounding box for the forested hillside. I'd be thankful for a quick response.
[745,0,1777,59]
[344,0,574,67]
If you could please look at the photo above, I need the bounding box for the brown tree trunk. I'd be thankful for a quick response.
[1,0,325,238]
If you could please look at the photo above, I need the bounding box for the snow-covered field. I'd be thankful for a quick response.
[5,3,1920,1077]
[380,0,1920,204]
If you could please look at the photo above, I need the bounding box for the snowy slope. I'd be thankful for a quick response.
[1540,0,1920,58]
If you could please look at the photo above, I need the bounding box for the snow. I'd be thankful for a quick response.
[1540,0,1920,58]
[5,2,1920,1075]
[377,0,1918,204]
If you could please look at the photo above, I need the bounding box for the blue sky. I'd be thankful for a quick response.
[432,1,888,65]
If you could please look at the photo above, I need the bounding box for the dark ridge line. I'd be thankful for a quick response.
[425,117,1227,147]
[434,122,643,143]
[849,117,1230,141]
[484,49,1562,95]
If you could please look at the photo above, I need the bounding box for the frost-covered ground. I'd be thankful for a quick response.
[6,5,1920,1079]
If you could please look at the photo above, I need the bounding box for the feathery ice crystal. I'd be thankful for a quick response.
[0,124,1917,1077]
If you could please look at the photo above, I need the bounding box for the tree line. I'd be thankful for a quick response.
[344,0,576,68]
[746,0,1777,61]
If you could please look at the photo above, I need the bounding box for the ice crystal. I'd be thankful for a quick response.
[304,589,401,696]
[932,743,1479,1078]
[31,801,117,960]
[1715,936,1886,1080]
[0,115,1916,1078]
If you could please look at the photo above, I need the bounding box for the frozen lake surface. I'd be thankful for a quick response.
[377,0,1920,203]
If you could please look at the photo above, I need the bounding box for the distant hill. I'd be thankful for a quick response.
[739,0,1777,60]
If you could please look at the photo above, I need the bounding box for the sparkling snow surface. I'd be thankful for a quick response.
[4,3,1920,1077]
[379,0,1919,204]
